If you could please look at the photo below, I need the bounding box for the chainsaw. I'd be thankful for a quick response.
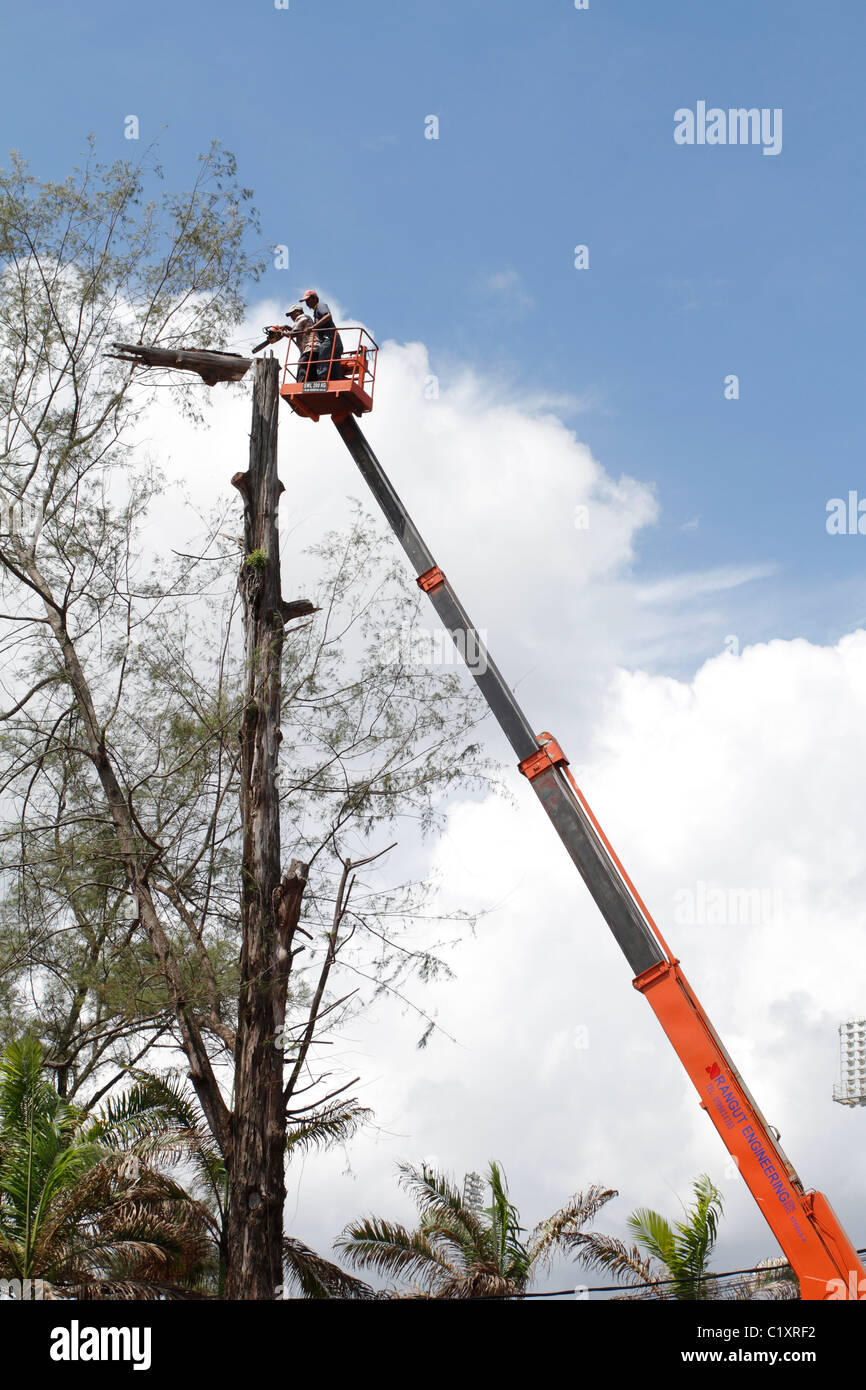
[252,324,292,354]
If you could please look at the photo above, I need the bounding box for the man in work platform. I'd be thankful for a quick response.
[285,303,319,381]
[301,290,345,381]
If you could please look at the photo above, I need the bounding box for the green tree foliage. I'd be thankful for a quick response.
[0,506,492,1099]
[0,141,493,1210]
[0,137,266,1104]
[578,1172,726,1299]
[0,1035,378,1299]
[0,1035,214,1298]
[337,1160,617,1298]
[92,1065,375,1299]
[579,1173,799,1299]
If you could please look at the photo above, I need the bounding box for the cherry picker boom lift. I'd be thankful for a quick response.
[277,328,865,1300]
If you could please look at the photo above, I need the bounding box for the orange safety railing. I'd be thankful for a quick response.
[280,325,379,399]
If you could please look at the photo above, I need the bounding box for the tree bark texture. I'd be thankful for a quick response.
[225,356,309,1298]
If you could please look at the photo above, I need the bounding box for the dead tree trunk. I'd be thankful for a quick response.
[225,356,311,1299]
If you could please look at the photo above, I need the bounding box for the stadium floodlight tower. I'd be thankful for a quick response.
[463,1171,485,1216]
[833,1019,866,1108]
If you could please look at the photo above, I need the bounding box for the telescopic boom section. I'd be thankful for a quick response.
[331,410,864,1300]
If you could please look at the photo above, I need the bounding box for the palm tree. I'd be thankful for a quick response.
[730,1256,799,1301]
[0,1036,375,1299]
[578,1173,725,1300]
[106,1068,376,1298]
[336,1160,617,1298]
[0,1036,214,1298]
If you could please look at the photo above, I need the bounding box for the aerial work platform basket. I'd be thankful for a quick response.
[279,326,378,422]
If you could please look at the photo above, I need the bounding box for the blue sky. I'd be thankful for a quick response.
[3,0,865,662]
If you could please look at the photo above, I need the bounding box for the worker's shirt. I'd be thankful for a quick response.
[312,302,338,343]
[290,315,317,356]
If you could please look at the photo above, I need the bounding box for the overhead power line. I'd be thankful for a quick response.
[472,1248,866,1299]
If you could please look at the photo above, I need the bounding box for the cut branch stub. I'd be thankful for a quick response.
[108,342,253,386]
[280,598,317,623]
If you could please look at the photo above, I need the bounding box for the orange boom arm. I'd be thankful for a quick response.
[284,340,864,1299]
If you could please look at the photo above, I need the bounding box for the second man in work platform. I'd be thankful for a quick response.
[285,303,319,381]
[301,289,345,381]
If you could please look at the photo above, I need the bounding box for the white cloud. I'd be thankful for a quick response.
[286,630,866,1290]
[483,267,535,312]
[636,563,778,606]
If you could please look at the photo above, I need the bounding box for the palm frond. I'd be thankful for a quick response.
[484,1160,528,1282]
[0,1036,59,1138]
[285,1101,371,1157]
[282,1236,376,1299]
[627,1207,677,1271]
[0,1044,220,1296]
[434,1267,516,1300]
[57,1276,210,1301]
[730,1257,798,1301]
[87,1071,226,1217]
[396,1161,487,1262]
[574,1231,665,1296]
[397,1162,471,1224]
[85,1071,201,1150]
[335,1216,456,1289]
[669,1174,723,1298]
[527,1184,618,1269]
